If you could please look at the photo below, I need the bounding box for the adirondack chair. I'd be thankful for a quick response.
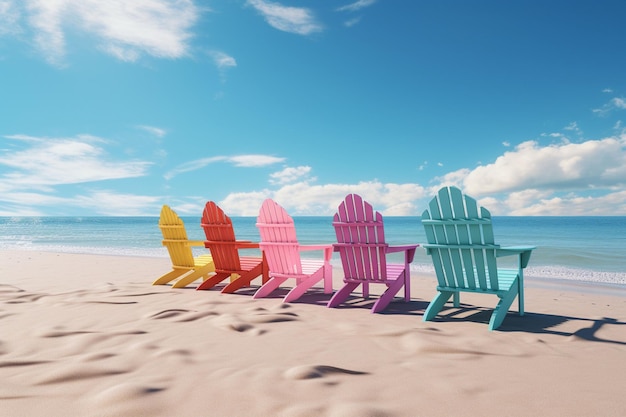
[152,205,215,288]
[254,199,333,303]
[196,201,269,293]
[328,194,419,313]
[421,186,535,330]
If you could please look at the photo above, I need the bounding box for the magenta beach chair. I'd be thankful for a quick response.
[327,194,419,313]
[254,199,333,303]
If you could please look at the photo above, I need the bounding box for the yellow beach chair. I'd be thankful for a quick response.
[152,205,215,288]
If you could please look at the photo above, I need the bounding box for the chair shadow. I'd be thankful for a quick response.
[431,303,626,345]
[197,281,626,346]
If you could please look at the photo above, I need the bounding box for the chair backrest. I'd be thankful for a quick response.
[159,205,195,267]
[421,186,501,291]
[256,199,303,275]
[333,194,389,282]
[201,201,241,270]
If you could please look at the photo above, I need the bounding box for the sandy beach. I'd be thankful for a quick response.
[1,250,625,417]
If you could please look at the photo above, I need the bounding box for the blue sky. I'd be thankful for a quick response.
[1,0,625,217]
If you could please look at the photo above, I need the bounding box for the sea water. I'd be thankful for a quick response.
[1,216,625,286]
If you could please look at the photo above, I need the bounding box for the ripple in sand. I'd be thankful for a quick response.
[93,383,165,403]
[0,360,50,368]
[147,309,194,319]
[283,365,368,380]
[35,366,129,385]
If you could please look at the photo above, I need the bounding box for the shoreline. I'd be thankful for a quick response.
[3,248,625,296]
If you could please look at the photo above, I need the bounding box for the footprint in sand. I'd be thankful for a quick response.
[209,305,300,335]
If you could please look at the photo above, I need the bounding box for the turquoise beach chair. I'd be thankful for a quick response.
[421,186,535,330]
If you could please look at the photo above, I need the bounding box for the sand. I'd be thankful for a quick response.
[1,250,625,417]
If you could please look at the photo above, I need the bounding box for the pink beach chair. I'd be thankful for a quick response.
[254,199,333,303]
[327,194,419,313]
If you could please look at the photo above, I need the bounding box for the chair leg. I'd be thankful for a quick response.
[371,279,405,313]
[196,273,230,291]
[423,290,455,322]
[222,264,263,294]
[152,269,186,285]
[488,286,519,331]
[323,264,333,294]
[327,282,359,308]
[253,276,286,299]
[403,270,411,302]
[284,273,322,303]
[171,264,215,288]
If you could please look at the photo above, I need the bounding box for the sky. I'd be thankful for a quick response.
[1,0,626,217]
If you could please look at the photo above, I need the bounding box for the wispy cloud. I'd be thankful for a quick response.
[0,0,21,35]
[336,0,377,12]
[164,154,285,180]
[6,0,199,66]
[246,0,322,35]
[209,51,237,69]
[0,134,151,191]
[593,97,626,116]
[137,125,167,138]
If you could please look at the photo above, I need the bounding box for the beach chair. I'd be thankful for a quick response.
[253,199,333,303]
[196,201,269,293]
[421,186,535,330]
[152,205,215,288]
[328,194,419,313]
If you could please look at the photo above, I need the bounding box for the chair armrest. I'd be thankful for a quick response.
[204,240,260,249]
[234,241,260,249]
[188,240,205,247]
[496,246,536,268]
[386,244,419,263]
[299,244,333,261]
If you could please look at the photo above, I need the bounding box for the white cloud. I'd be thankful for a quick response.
[247,0,322,35]
[229,154,285,167]
[73,190,161,215]
[344,17,361,27]
[209,50,237,69]
[445,135,626,196]
[0,0,21,35]
[219,180,426,216]
[337,0,377,12]
[0,134,151,191]
[505,190,626,216]
[164,154,285,180]
[269,165,312,185]
[0,189,161,215]
[9,0,199,65]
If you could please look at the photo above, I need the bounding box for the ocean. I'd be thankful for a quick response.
[1,216,625,286]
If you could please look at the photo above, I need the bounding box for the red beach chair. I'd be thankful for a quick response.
[196,201,269,293]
